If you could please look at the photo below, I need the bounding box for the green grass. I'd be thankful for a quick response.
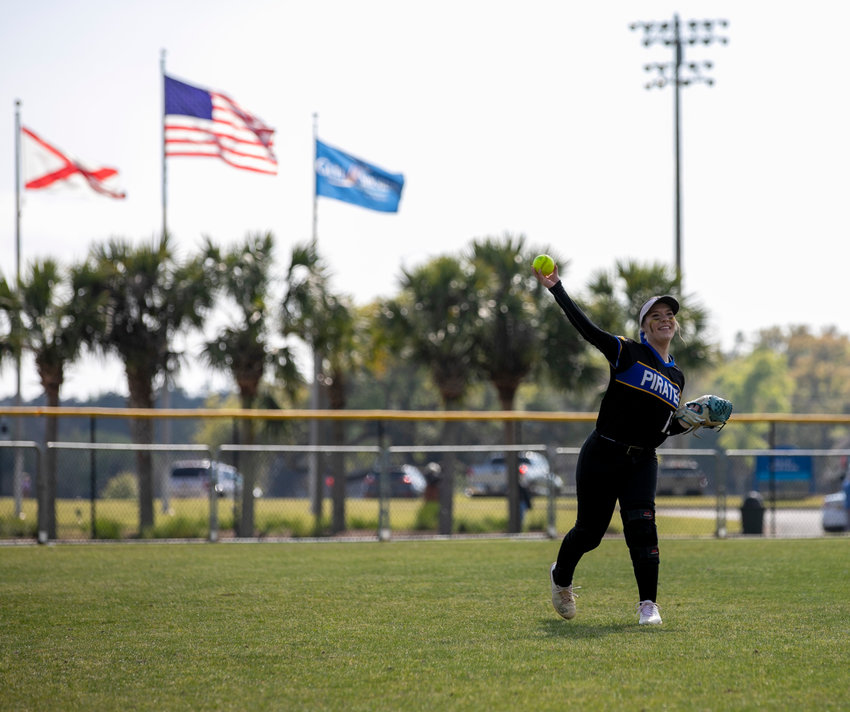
[1,538,848,711]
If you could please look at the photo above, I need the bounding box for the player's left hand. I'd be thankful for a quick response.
[674,403,705,432]
[686,395,733,431]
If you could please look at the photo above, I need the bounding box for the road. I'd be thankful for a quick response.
[659,506,827,538]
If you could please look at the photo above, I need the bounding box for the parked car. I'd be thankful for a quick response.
[168,460,243,498]
[821,491,848,532]
[465,452,563,496]
[362,465,427,498]
[324,471,369,498]
[213,465,244,497]
[656,459,708,496]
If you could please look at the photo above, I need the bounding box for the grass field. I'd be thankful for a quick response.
[1,537,848,711]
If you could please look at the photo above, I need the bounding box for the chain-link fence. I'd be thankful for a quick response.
[0,441,43,540]
[1,409,848,542]
[0,441,844,542]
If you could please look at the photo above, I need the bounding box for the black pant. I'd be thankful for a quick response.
[553,430,660,602]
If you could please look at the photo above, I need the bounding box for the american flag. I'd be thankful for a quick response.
[164,75,277,175]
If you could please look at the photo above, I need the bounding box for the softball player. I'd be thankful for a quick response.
[533,262,704,625]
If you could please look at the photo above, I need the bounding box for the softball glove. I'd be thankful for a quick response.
[684,394,733,431]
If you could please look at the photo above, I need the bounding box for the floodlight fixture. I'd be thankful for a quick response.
[629,13,729,284]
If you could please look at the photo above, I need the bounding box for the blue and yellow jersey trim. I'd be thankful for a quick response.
[614,360,681,409]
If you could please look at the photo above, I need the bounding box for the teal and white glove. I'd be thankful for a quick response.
[674,403,705,433]
[674,395,733,436]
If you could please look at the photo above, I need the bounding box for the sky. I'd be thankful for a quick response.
[1,0,849,401]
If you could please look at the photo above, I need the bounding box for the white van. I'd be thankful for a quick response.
[168,460,242,498]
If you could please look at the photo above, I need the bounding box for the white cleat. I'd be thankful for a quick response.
[637,600,662,625]
[550,563,577,620]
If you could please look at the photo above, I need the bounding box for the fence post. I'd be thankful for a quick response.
[546,445,557,539]
[209,455,219,543]
[714,447,727,538]
[35,443,47,544]
[378,446,391,541]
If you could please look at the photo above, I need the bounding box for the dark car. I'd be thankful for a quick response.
[362,465,427,498]
[656,459,708,496]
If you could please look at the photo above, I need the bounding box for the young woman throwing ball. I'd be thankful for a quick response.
[532,259,730,625]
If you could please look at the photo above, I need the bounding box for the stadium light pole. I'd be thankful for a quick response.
[630,15,728,285]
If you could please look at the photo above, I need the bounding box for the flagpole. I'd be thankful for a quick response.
[309,112,321,519]
[161,49,167,239]
[158,50,173,504]
[312,113,318,243]
[12,100,23,519]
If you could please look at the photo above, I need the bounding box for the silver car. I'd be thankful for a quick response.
[168,460,242,499]
[466,452,564,496]
[822,491,848,532]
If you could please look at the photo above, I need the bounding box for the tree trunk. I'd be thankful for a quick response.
[505,420,520,533]
[36,360,63,540]
[127,366,155,532]
[435,373,467,536]
[237,389,257,537]
[497,384,521,533]
[328,372,346,534]
[439,417,458,536]
[438,393,465,536]
[330,419,346,534]
[43,385,60,539]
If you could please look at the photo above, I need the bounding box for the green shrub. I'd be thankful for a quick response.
[150,515,207,539]
[256,515,316,538]
[347,514,379,532]
[413,501,440,530]
[101,472,138,499]
[456,515,506,534]
[0,514,38,538]
[93,518,123,540]
[525,513,547,532]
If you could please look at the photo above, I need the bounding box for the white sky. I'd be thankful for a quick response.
[1,0,849,401]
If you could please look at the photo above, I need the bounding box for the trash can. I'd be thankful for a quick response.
[741,491,765,535]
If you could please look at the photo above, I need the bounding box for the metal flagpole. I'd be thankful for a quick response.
[309,113,321,520]
[12,100,23,518]
[158,50,173,515]
[312,113,318,244]
[161,49,168,240]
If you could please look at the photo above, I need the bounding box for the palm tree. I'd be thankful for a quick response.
[0,274,22,516]
[379,255,481,534]
[0,274,13,362]
[468,235,545,530]
[81,235,214,531]
[281,239,360,534]
[6,259,102,537]
[585,259,714,373]
[0,275,17,396]
[469,235,541,410]
[201,232,300,537]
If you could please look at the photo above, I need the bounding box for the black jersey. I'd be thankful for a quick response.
[549,281,685,448]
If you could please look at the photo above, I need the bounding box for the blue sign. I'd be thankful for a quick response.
[754,449,813,483]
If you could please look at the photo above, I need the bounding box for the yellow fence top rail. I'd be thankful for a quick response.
[0,406,847,424]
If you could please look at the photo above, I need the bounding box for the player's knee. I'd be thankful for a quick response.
[568,524,606,553]
[621,508,659,562]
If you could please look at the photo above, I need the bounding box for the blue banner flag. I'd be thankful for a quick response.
[315,140,404,213]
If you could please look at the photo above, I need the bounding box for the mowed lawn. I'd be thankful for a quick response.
[1,538,848,711]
